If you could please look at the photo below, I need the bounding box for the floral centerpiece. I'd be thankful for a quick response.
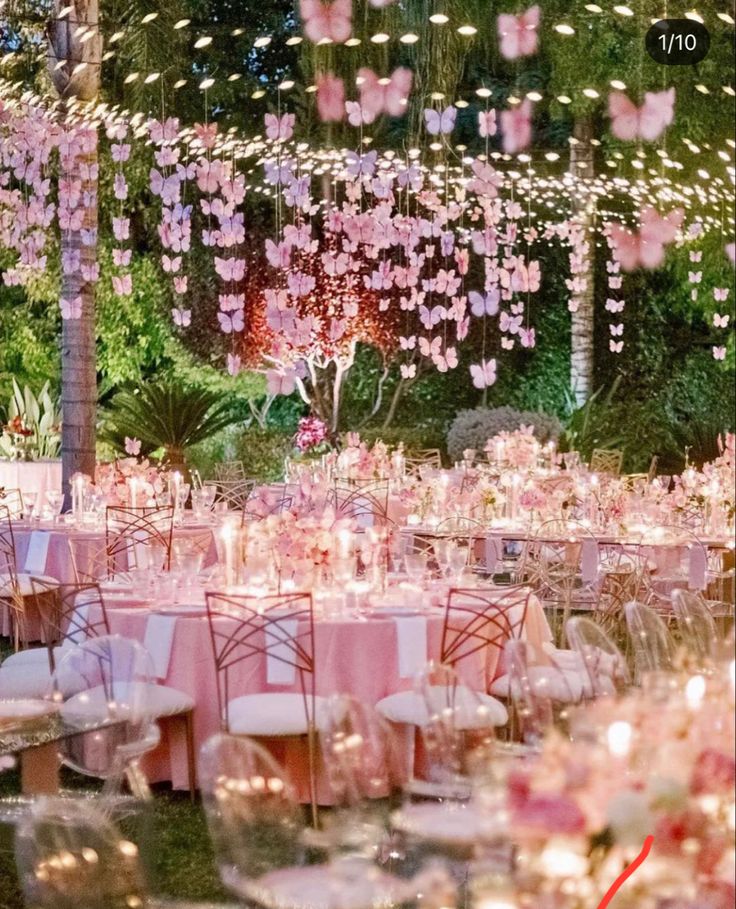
[294,415,330,457]
[336,433,393,480]
[485,425,541,470]
[670,433,736,532]
[507,672,735,909]
[94,457,170,507]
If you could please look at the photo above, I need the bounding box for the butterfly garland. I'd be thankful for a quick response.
[604,233,625,354]
[108,118,132,301]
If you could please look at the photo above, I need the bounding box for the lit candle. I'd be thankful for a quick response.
[71,473,86,520]
[685,674,706,711]
[220,520,237,587]
[337,528,354,559]
[607,721,632,758]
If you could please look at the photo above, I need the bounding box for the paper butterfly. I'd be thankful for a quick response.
[124,437,141,456]
[419,304,445,329]
[266,368,297,396]
[609,339,624,353]
[713,313,730,328]
[112,274,132,296]
[498,5,540,60]
[712,346,726,360]
[608,88,675,142]
[358,67,413,120]
[605,298,625,313]
[217,310,245,334]
[424,106,457,136]
[148,117,179,143]
[469,289,500,318]
[265,112,295,141]
[501,336,515,350]
[478,109,497,138]
[400,363,417,379]
[519,327,536,349]
[214,257,246,282]
[81,263,99,283]
[499,311,522,334]
[174,276,188,294]
[346,149,378,178]
[470,358,497,389]
[194,122,218,149]
[501,100,533,155]
[266,240,292,269]
[713,288,729,302]
[688,271,702,284]
[400,335,416,350]
[434,347,458,373]
[689,250,703,263]
[609,323,624,336]
[172,307,192,327]
[300,0,352,44]
[419,336,442,359]
[150,169,181,205]
[227,354,242,377]
[58,207,84,231]
[59,296,82,320]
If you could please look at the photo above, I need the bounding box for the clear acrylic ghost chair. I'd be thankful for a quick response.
[318,695,403,855]
[641,525,709,613]
[49,635,161,801]
[565,617,630,699]
[200,733,404,909]
[624,601,676,682]
[671,589,719,665]
[15,796,240,909]
[14,796,148,909]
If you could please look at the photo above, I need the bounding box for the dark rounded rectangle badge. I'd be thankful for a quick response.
[646,18,710,65]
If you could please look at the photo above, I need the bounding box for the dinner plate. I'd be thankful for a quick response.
[154,604,206,617]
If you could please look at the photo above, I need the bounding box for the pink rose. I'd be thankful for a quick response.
[690,749,736,795]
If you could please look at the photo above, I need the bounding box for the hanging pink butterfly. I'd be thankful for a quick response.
[227,354,242,377]
[59,296,82,320]
[605,298,625,313]
[501,336,515,350]
[267,368,297,396]
[283,224,313,251]
[606,259,621,274]
[194,122,218,149]
[162,254,182,274]
[61,249,80,275]
[397,163,422,192]
[468,289,500,318]
[713,313,730,328]
[713,288,729,302]
[346,149,377,178]
[608,276,623,290]
[419,336,442,359]
[322,250,350,275]
[112,216,130,242]
[112,274,132,296]
[81,263,99,283]
[172,308,192,327]
[400,335,416,350]
[287,271,316,297]
[501,100,533,154]
[478,109,497,138]
[316,73,345,122]
[266,239,292,269]
[111,143,131,163]
[148,117,180,143]
[300,0,352,44]
[329,317,347,341]
[609,323,624,337]
[357,67,413,119]
[688,271,702,284]
[435,268,460,296]
[267,306,296,333]
[726,243,735,264]
[519,327,536,349]
[400,363,417,379]
[419,304,445,329]
[284,176,311,209]
[424,106,456,136]
[470,358,497,389]
[512,260,541,293]
[608,88,675,142]
[610,339,624,353]
[214,257,246,282]
[124,437,141,456]
[345,101,372,126]
[689,250,702,263]
[155,147,179,167]
[265,112,295,141]
[434,346,458,373]
[113,248,132,267]
[80,228,97,247]
[499,311,522,334]
[218,310,245,333]
[498,5,540,59]
[58,207,84,231]
[174,276,188,294]
[468,160,502,197]
[609,207,684,271]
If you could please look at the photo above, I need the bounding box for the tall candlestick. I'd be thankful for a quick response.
[71,473,86,521]
[129,477,139,510]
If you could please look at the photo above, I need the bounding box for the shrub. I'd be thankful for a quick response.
[447,407,562,462]
[236,428,294,482]
[360,423,449,458]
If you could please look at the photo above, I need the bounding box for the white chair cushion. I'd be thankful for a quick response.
[62,683,193,726]
[225,692,330,737]
[0,572,59,597]
[490,668,584,703]
[0,663,52,699]
[376,686,508,728]
[2,646,53,668]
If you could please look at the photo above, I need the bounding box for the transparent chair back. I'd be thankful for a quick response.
[505,639,568,747]
[672,589,719,665]
[624,601,676,681]
[49,635,160,797]
[14,796,148,909]
[565,616,630,698]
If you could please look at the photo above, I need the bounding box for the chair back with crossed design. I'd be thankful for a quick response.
[0,487,24,519]
[589,449,623,476]
[214,460,247,482]
[29,578,110,672]
[105,506,174,575]
[405,449,442,475]
[0,504,24,647]
[204,591,316,733]
[331,478,391,527]
[441,586,531,685]
[215,478,258,513]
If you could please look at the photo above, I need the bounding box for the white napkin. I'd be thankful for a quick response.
[395,615,428,679]
[688,545,707,590]
[580,539,599,584]
[484,535,503,573]
[143,615,177,680]
[265,618,299,685]
[23,530,51,575]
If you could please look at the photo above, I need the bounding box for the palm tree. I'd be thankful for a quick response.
[46,0,102,504]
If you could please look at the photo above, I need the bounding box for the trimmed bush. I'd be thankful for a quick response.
[447,406,562,462]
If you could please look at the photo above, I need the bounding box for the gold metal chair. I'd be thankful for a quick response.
[589,449,623,476]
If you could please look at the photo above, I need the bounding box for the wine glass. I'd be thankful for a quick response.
[432,539,456,578]
[449,543,469,583]
[404,552,428,586]
[46,489,63,522]
[23,491,38,522]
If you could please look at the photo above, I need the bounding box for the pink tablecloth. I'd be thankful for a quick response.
[87,587,550,793]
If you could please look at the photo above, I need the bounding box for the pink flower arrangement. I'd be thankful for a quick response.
[250,508,356,572]
[336,434,392,479]
[294,415,329,453]
[93,458,169,506]
[485,425,541,469]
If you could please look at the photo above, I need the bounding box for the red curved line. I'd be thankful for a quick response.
[596,836,655,909]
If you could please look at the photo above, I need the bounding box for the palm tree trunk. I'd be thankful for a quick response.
[569,116,596,406]
[47,1,101,504]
